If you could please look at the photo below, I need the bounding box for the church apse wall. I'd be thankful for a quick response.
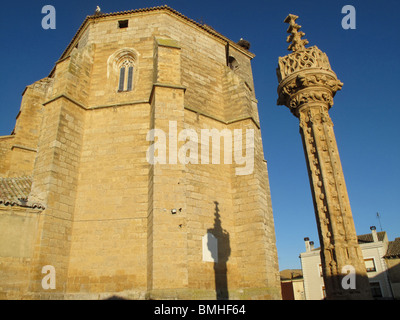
[0,6,280,300]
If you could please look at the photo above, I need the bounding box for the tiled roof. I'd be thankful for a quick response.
[0,176,44,209]
[385,238,400,258]
[357,231,386,243]
[280,269,303,280]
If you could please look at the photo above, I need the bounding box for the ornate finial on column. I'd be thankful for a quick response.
[276,15,343,116]
[284,14,309,52]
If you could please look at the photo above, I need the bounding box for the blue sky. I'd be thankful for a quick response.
[0,0,399,272]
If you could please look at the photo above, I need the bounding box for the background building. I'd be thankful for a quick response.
[300,226,397,299]
[384,237,400,299]
[280,269,304,300]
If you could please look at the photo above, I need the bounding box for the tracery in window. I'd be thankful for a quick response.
[107,48,139,93]
[118,59,134,92]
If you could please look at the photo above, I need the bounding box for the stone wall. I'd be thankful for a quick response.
[0,207,41,299]
[0,7,280,300]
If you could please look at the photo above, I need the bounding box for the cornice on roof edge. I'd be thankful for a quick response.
[48,5,254,77]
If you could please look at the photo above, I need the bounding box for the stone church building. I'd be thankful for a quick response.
[0,6,280,299]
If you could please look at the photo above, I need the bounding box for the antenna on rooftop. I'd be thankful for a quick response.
[376,212,383,231]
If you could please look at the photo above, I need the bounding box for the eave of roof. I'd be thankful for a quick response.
[357,231,386,243]
[49,5,254,77]
[0,176,45,209]
[384,238,400,258]
[280,269,303,280]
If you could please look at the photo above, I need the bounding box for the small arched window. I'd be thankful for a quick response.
[118,59,134,92]
[228,56,239,71]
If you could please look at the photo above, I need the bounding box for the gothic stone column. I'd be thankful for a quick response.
[276,14,372,300]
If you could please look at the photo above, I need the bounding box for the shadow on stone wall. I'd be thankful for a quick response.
[207,201,231,300]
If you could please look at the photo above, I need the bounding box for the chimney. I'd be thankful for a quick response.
[304,237,310,252]
[370,226,379,242]
[310,241,314,250]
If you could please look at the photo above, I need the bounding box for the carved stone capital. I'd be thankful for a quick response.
[289,87,333,110]
[277,70,342,116]
[277,46,343,118]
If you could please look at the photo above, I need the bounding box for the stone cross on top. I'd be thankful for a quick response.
[284,14,309,52]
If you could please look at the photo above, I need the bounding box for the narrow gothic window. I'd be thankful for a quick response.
[127,66,133,91]
[118,67,125,91]
[118,60,134,92]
